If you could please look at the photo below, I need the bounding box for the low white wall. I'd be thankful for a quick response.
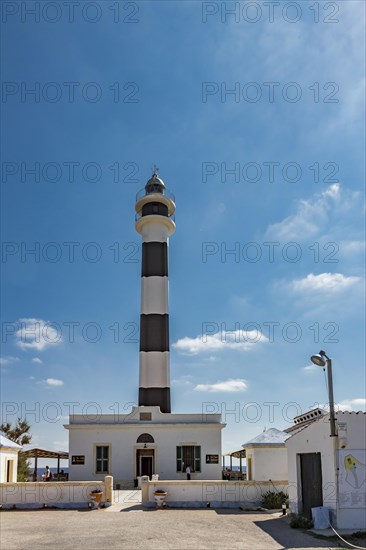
[142,479,288,508]
[0,480,108,509]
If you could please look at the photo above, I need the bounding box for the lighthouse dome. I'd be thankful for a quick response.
[145,172,166,195]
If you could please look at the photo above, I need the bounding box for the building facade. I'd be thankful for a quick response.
[66,406,224,484]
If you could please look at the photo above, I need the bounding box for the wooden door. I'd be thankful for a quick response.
[300,453,323,517]
[136,449,154,479]
[141,456,153,478]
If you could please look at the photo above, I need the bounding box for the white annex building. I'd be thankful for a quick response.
[65,172,225,485]
[243,428,289,482]
[0,432,22,483]
[286,411,366,529]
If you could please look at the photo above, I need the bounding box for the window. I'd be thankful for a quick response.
[136,433,154,443]
[139,413,152,421]
[176,445,201,472]
[96,445,109,474]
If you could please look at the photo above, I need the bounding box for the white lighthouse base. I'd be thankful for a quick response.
[65,406,225,484]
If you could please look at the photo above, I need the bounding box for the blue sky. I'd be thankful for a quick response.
[1,1,365,457]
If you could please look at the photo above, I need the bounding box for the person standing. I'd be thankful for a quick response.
[186,465,191,480]
[45,466,52,481]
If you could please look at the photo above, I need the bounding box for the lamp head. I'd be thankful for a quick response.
[311,351,327,367]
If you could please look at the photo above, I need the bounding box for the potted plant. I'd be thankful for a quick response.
[89,488,103,506]
[153,489,167,508]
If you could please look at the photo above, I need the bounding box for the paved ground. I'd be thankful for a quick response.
[1,492,343,550]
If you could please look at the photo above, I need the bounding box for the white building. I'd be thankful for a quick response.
[66,406,224,484]
[243,428,289,482]
[0,433,22,482]
[286,411,366,529]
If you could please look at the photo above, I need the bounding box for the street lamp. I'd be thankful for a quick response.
[310,350,337,437]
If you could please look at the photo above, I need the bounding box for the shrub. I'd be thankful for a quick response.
[261,491,288,509]
[289,513,313,529]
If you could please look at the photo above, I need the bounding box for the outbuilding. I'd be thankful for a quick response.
[286,411,366,529]
[243,427,289,482]
[0,432,22,482]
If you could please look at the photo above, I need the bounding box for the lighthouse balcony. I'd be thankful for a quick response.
[135,188,176,218]
[136,187,175,203]
[135,211,175,223]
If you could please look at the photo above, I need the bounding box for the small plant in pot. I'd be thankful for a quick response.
[89,488,103,506]
[153,489,167,508]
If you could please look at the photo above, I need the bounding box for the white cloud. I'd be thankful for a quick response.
[171,376,193,388]
[15,318,62,351]
[204,356,218,363]
[303,364,319,373]
[257,5,364,137]
[266,184,343,241]
[32,357,43,364]
[173,330,267,355]
[340,240,365,255]
[0,356,19,365]
[336,399,366,412]
[52,441,68,452]
[292,273,360,293]
[44,378,64,387]
[318,399,366,413]
[194,378,248,393]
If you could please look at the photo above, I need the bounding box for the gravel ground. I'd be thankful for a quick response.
[0,507,341,550]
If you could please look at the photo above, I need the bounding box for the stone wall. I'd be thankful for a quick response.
[141,477,288,508]
[0,476,113,509]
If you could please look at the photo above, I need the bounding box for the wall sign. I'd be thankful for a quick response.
[72,455,85,465]
[206,454,219,464]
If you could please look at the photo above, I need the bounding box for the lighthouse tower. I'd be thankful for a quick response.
[135,170,176,413]
[67,170,224,483]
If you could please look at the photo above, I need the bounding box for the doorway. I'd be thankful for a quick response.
[136,449,155,479]
[6,460,14,482]
[300,452,323,517]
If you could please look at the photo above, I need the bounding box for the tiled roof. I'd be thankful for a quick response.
[242,427,290,447]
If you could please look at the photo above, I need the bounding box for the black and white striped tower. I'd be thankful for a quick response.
[135,170,176,413]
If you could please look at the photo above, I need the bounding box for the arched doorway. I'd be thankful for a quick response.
[136,434,155,479]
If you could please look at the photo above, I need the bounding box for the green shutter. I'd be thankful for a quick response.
[194,446,201,472]
[176,446,182,472]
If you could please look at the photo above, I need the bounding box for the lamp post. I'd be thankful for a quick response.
[310,350,337,437]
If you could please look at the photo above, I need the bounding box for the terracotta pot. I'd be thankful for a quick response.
[153,491,167,508]
[89,492,103,505]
